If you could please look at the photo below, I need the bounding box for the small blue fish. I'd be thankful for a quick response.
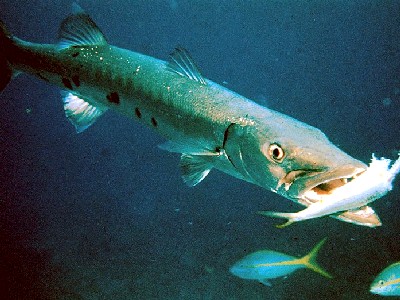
[230,238,331,286]
[370,262,400,296]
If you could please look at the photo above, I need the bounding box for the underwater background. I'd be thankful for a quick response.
[0,0,400,299]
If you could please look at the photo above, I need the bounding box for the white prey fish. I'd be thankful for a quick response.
[259,153,400,227]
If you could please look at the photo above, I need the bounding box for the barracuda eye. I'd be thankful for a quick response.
[267,143,285,163]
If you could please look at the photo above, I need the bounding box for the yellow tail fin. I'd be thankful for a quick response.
[300,238,332,278]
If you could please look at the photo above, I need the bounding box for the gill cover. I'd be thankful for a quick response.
[223,122,279,187]
[223,123,250,178]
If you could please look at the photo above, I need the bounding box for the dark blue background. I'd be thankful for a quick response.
[0,1,399,299]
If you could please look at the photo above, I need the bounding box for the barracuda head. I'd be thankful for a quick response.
[223,114,367,204]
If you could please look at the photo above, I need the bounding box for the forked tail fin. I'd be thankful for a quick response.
[0,20,13,92]
[300,238,332,279]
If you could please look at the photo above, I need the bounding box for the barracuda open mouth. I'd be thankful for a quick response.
[303,169,366,201]
[279,165,367,204]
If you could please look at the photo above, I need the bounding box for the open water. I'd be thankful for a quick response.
[0,1,400,299]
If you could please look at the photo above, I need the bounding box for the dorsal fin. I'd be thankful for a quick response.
[58,3,108,49]
[167,47,207,84]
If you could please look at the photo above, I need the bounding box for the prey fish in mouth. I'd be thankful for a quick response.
[259,153,400,227]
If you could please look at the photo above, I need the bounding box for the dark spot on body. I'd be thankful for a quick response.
[71,75,80,87]
[135,107,141,118]
[106,92,120,104]
[71,52,80,57]
[151,117,158,127]
[62,78,73,90]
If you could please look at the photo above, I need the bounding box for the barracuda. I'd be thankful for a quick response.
[1,4,382,227]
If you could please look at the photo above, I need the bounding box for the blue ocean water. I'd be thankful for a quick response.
[0,0,399,299]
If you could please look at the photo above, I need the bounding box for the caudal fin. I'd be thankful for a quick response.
[301,238,332,279]
[0,20,13,92]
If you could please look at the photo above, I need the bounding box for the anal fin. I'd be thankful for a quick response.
[62,91,108,133]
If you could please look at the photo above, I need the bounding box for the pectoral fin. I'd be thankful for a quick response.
[159,140,223,186]
[158,140,221,156]
[180,154,214,186]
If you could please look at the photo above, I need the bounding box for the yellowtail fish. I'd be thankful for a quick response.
[370,262,400,296]
[230,238,331,286]
[259,153,400,227]
[0,4,377,226]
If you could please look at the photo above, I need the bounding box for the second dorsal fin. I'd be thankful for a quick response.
[58,3,108,49]
[167,47,207,84]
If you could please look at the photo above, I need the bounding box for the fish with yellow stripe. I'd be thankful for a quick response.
[370,262,400,296]
[229,238,331,286]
